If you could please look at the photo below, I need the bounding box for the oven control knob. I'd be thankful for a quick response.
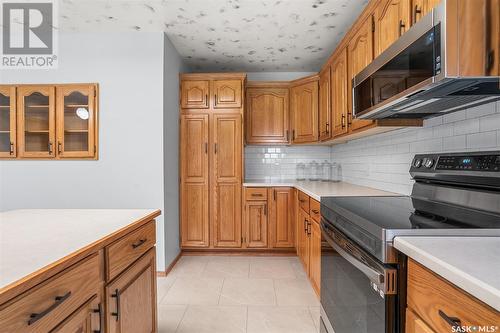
[413,159,423,168]
[424,158,435,168]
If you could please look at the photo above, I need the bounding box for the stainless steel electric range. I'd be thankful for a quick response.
[319,151,500,333]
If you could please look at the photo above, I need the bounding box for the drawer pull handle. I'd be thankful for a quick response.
[132,239,147,249]
[312,209,319,214]
[111,289,120,321]
[28,291,72,325]
[93,303,103,333]
[251,193,263,197]
[299,199,305,203]
[438,310,461,328]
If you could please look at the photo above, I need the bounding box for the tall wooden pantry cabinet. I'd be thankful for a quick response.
[180,73,245,249]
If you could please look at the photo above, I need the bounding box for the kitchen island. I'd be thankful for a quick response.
[0,209,161,333]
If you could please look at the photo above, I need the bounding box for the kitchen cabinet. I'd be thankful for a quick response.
[348,17,376,132]
[245,200,268,248]
[56,84,97,158]
[17,85,56,158]
[51,296,101,333]
[213,79,242,109]
[318,69,331,141]
[374,0,411,57]
[290,77,319,144]
[0,86,16,158]
[180,114,210,248]
[309,219,321,296]
[412,0,441,24]
[269,187,295,248]
[406,259,500,333]
[107,248,157,333]
[330,48,349,138]
[245,85,289,144]
[212,114,243,248]
[181,80,209,109]
[297,207,310,272]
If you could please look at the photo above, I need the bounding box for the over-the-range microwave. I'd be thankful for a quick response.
[353,0,500,120]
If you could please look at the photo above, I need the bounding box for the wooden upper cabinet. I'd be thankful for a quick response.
[374,0,411,57]
[245,87,289,144]
[180,114,209,248]
[348,17,376,132]
[181,80,209,109]
[56,85,97,158]
[412,0,441,24]
[0,86,16,158]
[290,80,319,143]
[213,80,242,109]
[331,48,349,137]
[245,200,268,248]
[17,86,56,158]
[270,187,294,248]
[318,69,332,141]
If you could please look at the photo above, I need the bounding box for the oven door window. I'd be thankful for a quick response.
[321,247,392,333]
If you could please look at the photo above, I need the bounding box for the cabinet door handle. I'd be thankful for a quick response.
[273,189,277,201]
[286,130,290,142]
[438,310,461,329]
[413,5,422,23]
[204,142,208,154]
[205,94,208,107]
[399,20,406,36]
[48,142,53,154]
[341,114,346,129]
[93,303,103,333]
[347,112,352,126]
[57,141,62,154]
[264,203,267,216]
[9,142,14,155]
[312,209,319,214]
[304,219,308,232]
[292,129,295,141]
[28,291,71,325]
[325,122,329,134]
[132,238,147,249]
[111,289,120,321]
[307,221,311,235]
[214,143,218,154]
[214,94,217,106]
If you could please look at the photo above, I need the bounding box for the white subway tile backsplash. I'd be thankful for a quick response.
[479,113,500,132]
[466,131,497,149]
[453,118,479,135]
[466,103,497,119]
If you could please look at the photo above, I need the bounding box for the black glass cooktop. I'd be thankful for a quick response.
[321,195,500,232]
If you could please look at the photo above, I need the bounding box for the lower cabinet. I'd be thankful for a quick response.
[309,219,321,295]
[270,187,295,248]
[106,248,157,333]
[245,200,268,248]
[51,295,102,333]
[406,309,435,333]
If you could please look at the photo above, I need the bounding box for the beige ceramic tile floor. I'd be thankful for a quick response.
[157,255,320,333]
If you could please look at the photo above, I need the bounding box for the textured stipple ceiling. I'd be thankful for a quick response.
[60,0,369,71]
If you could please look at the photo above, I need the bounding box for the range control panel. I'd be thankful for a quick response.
[411,152,500,172]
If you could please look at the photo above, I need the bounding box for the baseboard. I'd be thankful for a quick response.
[156,251,182,277]
[181,249,298,256]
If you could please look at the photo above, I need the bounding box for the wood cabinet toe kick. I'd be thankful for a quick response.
[0,210,160,333]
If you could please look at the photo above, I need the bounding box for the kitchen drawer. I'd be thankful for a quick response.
[106,220,156,281]
[298,191,310,214]
[0,253,100,333]
[245,187,268,201]
[310,198,321,222]
[407,259,500,333]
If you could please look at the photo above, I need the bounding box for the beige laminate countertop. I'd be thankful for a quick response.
[243,179,398,200]
[0,209,160,292]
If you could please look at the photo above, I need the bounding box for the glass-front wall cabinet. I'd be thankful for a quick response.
[0,87,16,157]
[18,86,56,158]
[0,83,98,160]
[57,85,96,158]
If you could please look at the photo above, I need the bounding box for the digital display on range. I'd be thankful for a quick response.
[437,155,500,171]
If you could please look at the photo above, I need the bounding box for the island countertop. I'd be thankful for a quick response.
[394,236,500,312]
[243,179,398,201]
[0,209,160,295]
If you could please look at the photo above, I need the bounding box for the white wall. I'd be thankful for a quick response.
[330,101,500,195]
[0,32,167,270]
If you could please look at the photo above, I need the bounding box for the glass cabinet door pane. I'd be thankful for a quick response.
[63,91,89,152]
[0,93,10,153]
[24,92,50,152]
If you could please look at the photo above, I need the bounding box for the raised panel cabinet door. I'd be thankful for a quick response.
[309,220,321,296]
[17,85,56,158]
[213,80,242,109]
[270,187,294,248]
[245,88,289,144]
[291,81,319,143]
[212,114,242,183]
[107,248,156,333]
[406,309,436,333]
[319,69,332,141]
[298,209,311,273]
[0,86,16,158]
[331,49,349,137]
[181,80,209,109]
[180,115,209,247]
[348,17,376,132]
[56,85,97,158]
[245,201,268,248]
[51,296,102,333]
[214,183,242,248]
[375,0,411,57]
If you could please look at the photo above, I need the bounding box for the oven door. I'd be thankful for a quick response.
[320,219,398,333]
